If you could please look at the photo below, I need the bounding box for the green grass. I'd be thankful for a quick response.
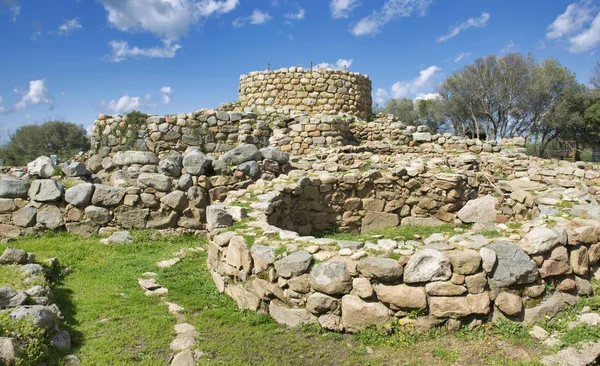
[4,231,194,365]
[432,345,458,362]
[0,264,48,290]
[318,224,463,242]
[1,230,548,365]
[480,230,502,238]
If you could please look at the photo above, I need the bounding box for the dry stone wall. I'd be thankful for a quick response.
[238,67,372,120]
[206,175,600,333]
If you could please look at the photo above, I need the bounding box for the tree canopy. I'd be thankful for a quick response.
[0,120,90,166]
[383,53,600,158]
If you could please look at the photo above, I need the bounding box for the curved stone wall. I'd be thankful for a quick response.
[207,174,600,333]
[238,67,372,120]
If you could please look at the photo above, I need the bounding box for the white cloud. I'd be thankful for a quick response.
[284,8,305,20]
[232,9,272,27]
[107,39,182,62]
[14,79,54,109]
[288,34,294,41]
[330,0,360,19]
[10,5,19,22]
[374,88,389,105]
[30,31,41,41]
[160,86,173,104]
[351,0,433,36]
[569,12,600,52]
[390,66,441,98]
[546,1,600,53]
[437,12,490,42]
[102,94,142,115]
[58,18,83,35]
[453,52,471,62]
[547,0,596,39]
[500,40,518,53]
[315,58,354,70]
[98,0,239,41]
[0,96,6,115]
[415,93,441,101]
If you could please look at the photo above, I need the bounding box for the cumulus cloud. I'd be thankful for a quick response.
[98,0,239,41]
[30,31,41,41]
[0,96,7,114]
[102,95,142,115]
[568,13,600,52]
[437,12,490,42]
[232,9,272,27]
[374,88,389,105]
[351,0,433,36]
[330,0,360,19]
[58,18,83,35]
[14,79,54,110]
[107,39,182,62]
[415,93,441,101]
[160,86,173,104]
[547,0,600,53]
[547,0,596,39]
[390,66,441,99]
[284,8,305,20]
[453,52,472,62]
[315,58,353,70]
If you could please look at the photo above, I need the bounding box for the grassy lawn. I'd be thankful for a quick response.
[2,231,548,365]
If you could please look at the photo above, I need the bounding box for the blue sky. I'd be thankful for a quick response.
[1,0,600,136]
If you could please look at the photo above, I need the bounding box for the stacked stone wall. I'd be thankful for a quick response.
[238,68,372,120]
[206,175,600,333]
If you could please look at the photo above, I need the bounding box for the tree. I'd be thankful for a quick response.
[0,120,90,166]
[382,97,447,132]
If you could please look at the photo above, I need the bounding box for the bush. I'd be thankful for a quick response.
[0,120,90,166]
[0,312,48,365]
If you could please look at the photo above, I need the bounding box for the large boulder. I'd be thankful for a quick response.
[309,261,353,295]
[457,195,497,224]
[341,295,393,333]
[524,292,578,324]
[27,156,55,178]
[0,177,29,199]
[250,245,276,272]
[206,205,233,231]
[373,284,427,309]
[412,132,432,142]
[65,183,95,208]
[0,225,20,238]
[361,212,399,233]
[219,144,262,165]
[268,300,317,327]
[84,206,112,225]
[113,206,149,229]
[59,161,90,177]
[158,153,183,177]
[10,305,58,331]
[356,257,403,282]
[37,205,64,229]
[137,173,172,192]
[112,151,158,166]
[160,191,188,211]
[306,293,340,314]
[12,206,36,227]
[520,227,561,255]
[403,249,451,284]
[237,161,261,179]
[91,185,126,207]
[29,179,64,202]
[274,250,312,278]
[486,241,538,288]
[66,221,99,237]
[428,292,490,318]
[260,148,289,164]
[182,150,211,176]
[0,247,28,264]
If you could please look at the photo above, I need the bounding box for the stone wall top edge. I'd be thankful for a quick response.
[240,68,370,79]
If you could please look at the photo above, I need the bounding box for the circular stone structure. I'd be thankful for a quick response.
[238,67,372,120]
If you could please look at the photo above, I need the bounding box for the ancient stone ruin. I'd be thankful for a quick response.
[2,67,600,336]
